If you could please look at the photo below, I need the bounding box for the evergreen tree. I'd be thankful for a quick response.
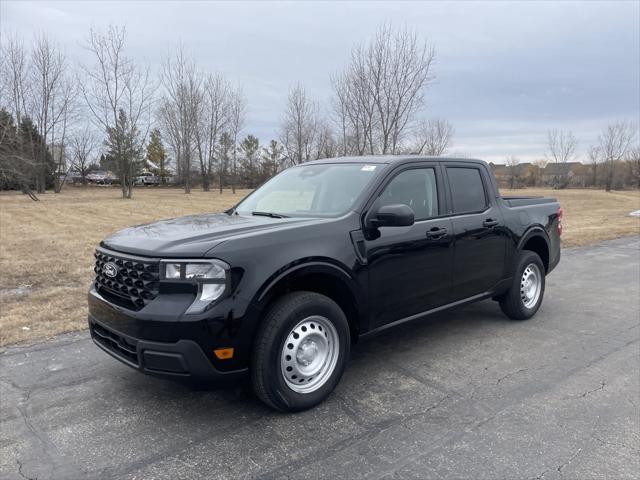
[0,109,20,189]
[239,134,260,188]
[104,109,143,198]
[19,116,55,191]
[146,129,168,183]
[261,139,284,184]
[0,109,54,194]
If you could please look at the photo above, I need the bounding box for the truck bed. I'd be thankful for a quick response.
[501,196,558,208]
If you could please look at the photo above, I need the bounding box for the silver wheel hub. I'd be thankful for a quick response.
[520,263,542,309]
[297,340,318,366]
[281,315,339,394]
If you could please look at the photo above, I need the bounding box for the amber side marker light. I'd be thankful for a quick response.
[214,347,234,360]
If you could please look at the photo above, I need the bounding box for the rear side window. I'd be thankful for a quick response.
[447,167,487,214]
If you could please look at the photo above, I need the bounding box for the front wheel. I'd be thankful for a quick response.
[251,292,350,412]
[498,250,546,320]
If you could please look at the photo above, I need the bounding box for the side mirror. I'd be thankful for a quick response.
[369,203,415,228]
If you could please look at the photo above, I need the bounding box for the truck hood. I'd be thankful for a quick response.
[101,213,322,257]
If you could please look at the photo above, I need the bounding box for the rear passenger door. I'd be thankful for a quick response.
[444,163,506,300]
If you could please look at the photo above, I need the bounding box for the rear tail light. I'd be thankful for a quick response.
[557,207,563,236]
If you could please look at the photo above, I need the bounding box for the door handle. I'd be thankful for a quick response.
[426,227,447,239]
[483,218,499,228]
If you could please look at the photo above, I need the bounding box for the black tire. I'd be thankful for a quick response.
[251,291,350,412]
[499,250,546,320]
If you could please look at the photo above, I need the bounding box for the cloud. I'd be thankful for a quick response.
[2,0,638,163]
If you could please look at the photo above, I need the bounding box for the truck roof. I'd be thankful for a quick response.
[305,155,487,166]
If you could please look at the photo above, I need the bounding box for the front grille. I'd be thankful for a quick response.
[94,249,160,311]
[91,322,139,366]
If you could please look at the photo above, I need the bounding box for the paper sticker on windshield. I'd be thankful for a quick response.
[361,165,377,171]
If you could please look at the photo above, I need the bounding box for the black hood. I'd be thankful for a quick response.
[101,213,321,257]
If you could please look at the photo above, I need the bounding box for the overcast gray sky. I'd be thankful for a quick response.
[2,0,639,162]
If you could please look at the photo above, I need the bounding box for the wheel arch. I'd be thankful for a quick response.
[252,260,364,341]
[517,227,551,272]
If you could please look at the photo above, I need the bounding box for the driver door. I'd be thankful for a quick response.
[363,164,453,329]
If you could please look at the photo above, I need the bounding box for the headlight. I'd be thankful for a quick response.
[160,259,229,314]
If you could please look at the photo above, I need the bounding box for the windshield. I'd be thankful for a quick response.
[234,163,381,217]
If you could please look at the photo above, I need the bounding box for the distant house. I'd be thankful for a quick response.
[540,162,587,188]
[490,162,531,188]
[48,143,70,171]
[491,161,590,188]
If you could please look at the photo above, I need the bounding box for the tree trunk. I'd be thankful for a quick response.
[232,159,236,194]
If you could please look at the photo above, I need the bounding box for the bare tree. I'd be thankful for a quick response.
[0,35,29,125]
[81,26,153,198]
[626,145,640,188]
[413,118,454,156]
[546,129,578,164]
[280,83,318,165]
[70,126,99,184]
[0,36,35,195]
[331,24,436,155]
[314,119,338,160]
[505,155,520,190]
[228,85,246,193]
[51,78,78,193]
[331,68,376,156]
[597,121,637,192]
[158,47,202,194]
[195,73,230,191]
[217,131,233,193]
[29,35,77,193]
[587,144,600,187]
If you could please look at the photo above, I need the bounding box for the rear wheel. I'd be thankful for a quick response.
[251,292,350,412]
[499,250,546,320]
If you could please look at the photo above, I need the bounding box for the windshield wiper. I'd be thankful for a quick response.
[251,211,289,218]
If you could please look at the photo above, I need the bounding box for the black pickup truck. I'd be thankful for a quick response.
[88,156,562,411]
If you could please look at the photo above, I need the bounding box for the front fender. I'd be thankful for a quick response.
[254,259,364,308]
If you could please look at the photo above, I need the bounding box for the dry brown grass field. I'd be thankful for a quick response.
[1,186,638,346]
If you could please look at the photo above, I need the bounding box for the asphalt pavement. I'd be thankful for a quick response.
[1,236,639,479]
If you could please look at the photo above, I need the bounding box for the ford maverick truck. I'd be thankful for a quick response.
[88,156,562,411]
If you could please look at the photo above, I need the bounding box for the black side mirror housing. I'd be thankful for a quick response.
[368,203,415,228]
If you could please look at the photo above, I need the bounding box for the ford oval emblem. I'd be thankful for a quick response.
[103,262,118,278]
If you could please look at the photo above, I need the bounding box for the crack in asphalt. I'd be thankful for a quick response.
[592,435,640,454]
[1,377,87,480]
[16,459,38,480]
[579,380,606,398]
[495,367,528,385]
[556,447,583,475]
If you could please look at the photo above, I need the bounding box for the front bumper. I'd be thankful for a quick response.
[88,287,250,384]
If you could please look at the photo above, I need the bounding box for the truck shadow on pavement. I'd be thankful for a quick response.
[108,299,510,415]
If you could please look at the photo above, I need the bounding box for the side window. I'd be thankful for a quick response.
[379,168,438,221]
[447,167,487,214]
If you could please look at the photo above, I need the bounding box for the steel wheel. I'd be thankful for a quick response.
[280,315,339,394]
[520,263,542,309]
